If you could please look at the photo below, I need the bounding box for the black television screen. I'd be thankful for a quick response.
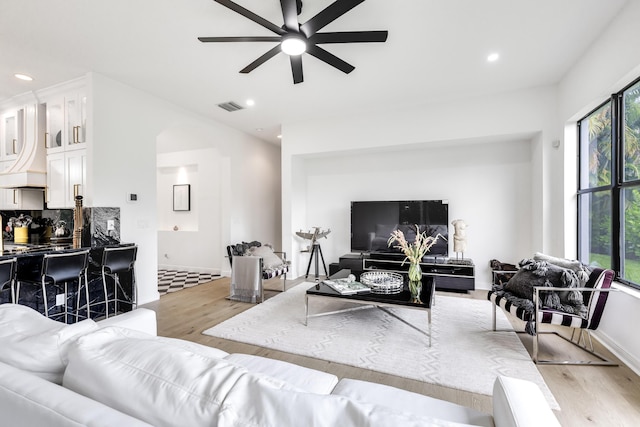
[350,200,449,257]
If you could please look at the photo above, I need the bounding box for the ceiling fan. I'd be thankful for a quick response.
[198,0,388,84]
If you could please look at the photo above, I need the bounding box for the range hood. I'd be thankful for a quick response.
[0,103,47,189]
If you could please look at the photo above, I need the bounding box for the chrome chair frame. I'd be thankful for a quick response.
[17,251,89,323]
[0,257,18,303]
[101,246,137,318]
[531,285,618,366]
[490,269,618,366]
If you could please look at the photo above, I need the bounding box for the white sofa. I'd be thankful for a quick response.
[0,304,560,427]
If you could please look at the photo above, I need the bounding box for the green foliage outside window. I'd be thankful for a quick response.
[580,80,640,285]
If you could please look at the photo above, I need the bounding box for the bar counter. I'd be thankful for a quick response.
[0,242,135,320]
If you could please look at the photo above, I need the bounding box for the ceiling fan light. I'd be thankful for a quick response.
[281,36,306,56]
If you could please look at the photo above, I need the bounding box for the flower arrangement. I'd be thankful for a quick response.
[6,214,33,230]
[388,225,446,304]
[387,224,445,264]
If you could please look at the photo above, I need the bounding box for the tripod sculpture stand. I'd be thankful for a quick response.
[296,227,331,281]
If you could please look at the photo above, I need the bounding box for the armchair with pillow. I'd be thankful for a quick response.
[226,242,289,303]
[488,253,616,365]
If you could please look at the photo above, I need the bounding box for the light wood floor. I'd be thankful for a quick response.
[142,276,640,427]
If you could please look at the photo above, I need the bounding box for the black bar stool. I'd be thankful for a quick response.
[16,251,89,323]
[102,246,138,317]
[0,257,18,303]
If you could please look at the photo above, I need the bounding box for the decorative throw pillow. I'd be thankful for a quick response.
[0,304,98,384]
[533,252,591,285]
[246,244,284,269]
[504,259,587,317]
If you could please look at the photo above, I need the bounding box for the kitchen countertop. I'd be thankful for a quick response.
[0,241,74,256]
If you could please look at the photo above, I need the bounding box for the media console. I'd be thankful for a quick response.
[330,253,475,293]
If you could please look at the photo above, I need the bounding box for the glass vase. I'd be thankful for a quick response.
[408,262,423,304]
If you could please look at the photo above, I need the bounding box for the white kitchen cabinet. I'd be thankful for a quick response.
[46,152,65,208]
[44,89,86,153]
[0,159,44,209]
[45,96,65,152]
[0,188,44,210]
[1,108,24,161]
[66,149,86,204]
[41,77,89,208]
[65,90,87,150]
[46,149,86,208]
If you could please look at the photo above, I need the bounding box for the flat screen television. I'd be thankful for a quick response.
[350,200,449,257]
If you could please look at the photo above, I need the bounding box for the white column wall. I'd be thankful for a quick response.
[89,73,281,304]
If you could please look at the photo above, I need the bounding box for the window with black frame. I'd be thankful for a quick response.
[578,78,640,287]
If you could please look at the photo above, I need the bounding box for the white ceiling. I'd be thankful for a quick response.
[0,0,628,144]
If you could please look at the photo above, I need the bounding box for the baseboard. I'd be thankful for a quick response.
[593,330,640,376]
[158,264,221,275]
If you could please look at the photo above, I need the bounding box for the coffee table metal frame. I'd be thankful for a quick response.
[304,271,434,347]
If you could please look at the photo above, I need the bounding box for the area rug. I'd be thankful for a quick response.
[203,283,559,409]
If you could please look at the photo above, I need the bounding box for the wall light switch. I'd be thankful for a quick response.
[55,294,65,306]
[107,220,115,231]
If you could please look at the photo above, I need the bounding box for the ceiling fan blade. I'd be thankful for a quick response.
[310,31,388,44]
[215,0,286,35]
[280,0,300,32]
[198,36,281,43]
[306,44,355,74]
[239,45,282,73]
[300,0,365,36]
[290,55,304,84]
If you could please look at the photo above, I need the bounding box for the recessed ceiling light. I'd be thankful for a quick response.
[246,99,255,107]
[487,53,499,62]
[256,128,263,132]
[277,134,282,139]
[14,73,33,81]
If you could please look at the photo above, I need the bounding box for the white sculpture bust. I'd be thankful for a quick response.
[451,219,468,255]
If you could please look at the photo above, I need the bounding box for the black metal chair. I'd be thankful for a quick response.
[101,245,138,317]
[16,251,89,323]
[0,257,18,303]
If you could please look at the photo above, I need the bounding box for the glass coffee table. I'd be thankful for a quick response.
[305,269,435,346]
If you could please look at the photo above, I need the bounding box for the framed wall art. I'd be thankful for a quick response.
[173,184,191,211]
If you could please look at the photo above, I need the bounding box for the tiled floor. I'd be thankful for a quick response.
[157,269,220,295]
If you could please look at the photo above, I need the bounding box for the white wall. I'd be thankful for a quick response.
[157,148,219,274]
[282,86,561,286]
[557,0,640,374]
[300,139,533,289]
[89,73,281,305]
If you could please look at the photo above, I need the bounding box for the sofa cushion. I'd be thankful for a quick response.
[0,304,98,384]
[63,327,298,427]
[0,360,153,427]
[96,307,158,336]
[331,378,493,427]
[224,353,338,394]
[217,379,470,427]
